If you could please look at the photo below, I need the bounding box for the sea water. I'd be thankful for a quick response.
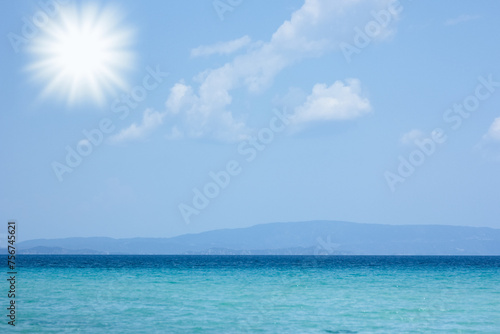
[5,256,500,333]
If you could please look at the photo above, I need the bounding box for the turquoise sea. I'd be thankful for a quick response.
[5,256,500,333]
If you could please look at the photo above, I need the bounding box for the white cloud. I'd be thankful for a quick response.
[270,0,399,53]
[113,0,401,142]
[476,118,500,160]
[444,14,480,26]
[400,129,425,145]
[483,118,500,142]
[163,79,249,141]
[163,0,399,141]
[190,36,252,57]
[290,79,371,126]
[165,83,197,115]
[110,109,165,143]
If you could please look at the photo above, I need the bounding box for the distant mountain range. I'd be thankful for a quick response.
[8,221,500,255]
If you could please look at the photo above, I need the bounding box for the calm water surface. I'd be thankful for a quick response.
[5,256,500,333]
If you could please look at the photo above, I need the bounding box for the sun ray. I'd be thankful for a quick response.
[27,2,135,106]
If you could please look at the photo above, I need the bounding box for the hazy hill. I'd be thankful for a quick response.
[14,221,500,255]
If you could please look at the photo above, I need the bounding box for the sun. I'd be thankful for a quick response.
[27,2,135,106]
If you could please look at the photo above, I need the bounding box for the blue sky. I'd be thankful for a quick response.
[1,0,500,241]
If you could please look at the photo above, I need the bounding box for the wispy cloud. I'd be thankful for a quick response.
[163,81,250,141]
[476,117,500,160]
[115,0,401,142]
[483,117,500,142]
[190,36,252,57]
[444,14,480,26]
[110,109,165,143]
[400,129,425,145]
[164,0,399,140]
[399,129,445,146]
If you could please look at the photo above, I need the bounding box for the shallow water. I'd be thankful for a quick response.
[6,256,500,333]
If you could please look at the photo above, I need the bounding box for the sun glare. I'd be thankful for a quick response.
[27,3,135,106]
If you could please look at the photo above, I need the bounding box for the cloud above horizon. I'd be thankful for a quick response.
[190,36,252,58]
[476,117,500,160]
[113,0,401,143]
[109,109,165,143]
[483,117,500,142]
[289,79,371,127]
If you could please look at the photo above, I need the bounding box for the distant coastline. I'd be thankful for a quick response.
[5,221,500,256]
